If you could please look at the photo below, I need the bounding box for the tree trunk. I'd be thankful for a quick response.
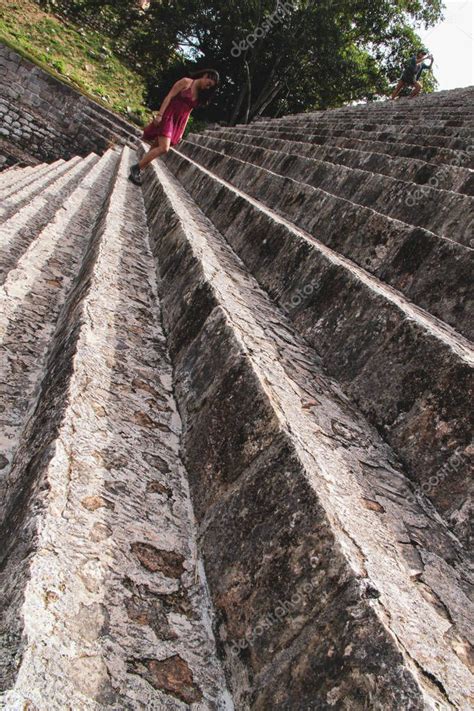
[242,61,252,124]
[247,53,282,116]
[229,76,249,125]
[249,82,282,120]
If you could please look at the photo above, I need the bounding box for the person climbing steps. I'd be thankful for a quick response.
[391,49,434,100]
[129,69,220,185]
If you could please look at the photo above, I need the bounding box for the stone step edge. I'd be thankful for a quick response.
[81,102,142,135]
[164,145,473,544]
[0,159,65,200]
[231,124,472,155]
[184,135,474,256]
[228,123,471,153]
[240,117,474,135]
[0,153,99,283]
[84,110,141,141]
[250,119,474,140]
[181,137,474,276]
[266,114,474,124]
[180,136,473,340]
[144,157,472,708]
[0,156,97,222]
[0,146,230,708]
[0,149,120,495]
[251,112,474,125]
[0,164,34,187]
[187,133,471,210]
[197,129,473,195]
[177,140,474,346]
[81,123,137,151]
[280,105,474,118]
[0,157,81,217]
[207,127,467,168]
[202,127,473,180]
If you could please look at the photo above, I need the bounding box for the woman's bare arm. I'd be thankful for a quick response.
[154,78,193,122]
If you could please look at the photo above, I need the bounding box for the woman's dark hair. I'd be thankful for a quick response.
[189,68,220,106]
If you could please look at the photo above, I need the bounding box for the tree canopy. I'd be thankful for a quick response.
[40,0,443,122]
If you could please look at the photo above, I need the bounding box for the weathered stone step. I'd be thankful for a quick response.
[304,100,474,118]
[0,147,231,710]
[160,146,473,543]
[141,157,473,709]
[0,163,19,174]
[293,88,473,116]
[0,137,42,172]
[82,102,141,140]
[81,116,135,148]
[178,138,473,340]
[225,125,472,168]
[235,122,472,155]
[0,164,35,190]
[0,148,119,501]
[0,154,99,285]
[284,116,474,129]
[336,133,473,168]
[0,157,79,219]
[79,121,137,153]
[306,111,473,126]
[276,112,474,126]
[186,135,474,248]
[207,129,474,195]
[84,107,141,144]
[0,159,64,200]
[271,107,474,124]
[253,117,474,139]
[73,124,111,154]
[305,113,472,126]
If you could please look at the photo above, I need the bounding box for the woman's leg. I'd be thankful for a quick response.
[391,80,405,99]
[409,80,422,98]
[129,136,171,184]
[139,136,171,169]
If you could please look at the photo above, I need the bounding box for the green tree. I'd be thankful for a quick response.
[37,0,443,122]
[155,0,442,122]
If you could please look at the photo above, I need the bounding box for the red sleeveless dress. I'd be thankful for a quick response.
[142,81,199,146]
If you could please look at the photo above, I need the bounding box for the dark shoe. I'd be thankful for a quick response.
[128,163,142,185]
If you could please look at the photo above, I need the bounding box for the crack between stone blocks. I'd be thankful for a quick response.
[383,613,457,709]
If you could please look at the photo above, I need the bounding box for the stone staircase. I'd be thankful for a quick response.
[0,86,472,710]
[0,141,40,172]
[0,43,140,167]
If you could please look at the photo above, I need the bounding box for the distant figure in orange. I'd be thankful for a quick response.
[129,69,220,185]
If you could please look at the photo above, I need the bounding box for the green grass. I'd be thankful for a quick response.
[0,0,149,124]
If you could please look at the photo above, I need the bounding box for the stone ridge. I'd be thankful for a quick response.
[179,136,473,337]
[0,149,231,709]
[142,156,472,709]
[160,146,473,545]
[208,130,474,194]
[0,85,472,709]
[0,138,41,170]
[172,88,473,548]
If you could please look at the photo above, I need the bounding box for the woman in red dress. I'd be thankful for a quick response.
[129,69,220,185]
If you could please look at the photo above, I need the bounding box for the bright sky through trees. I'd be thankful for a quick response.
[418,0,473,89]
